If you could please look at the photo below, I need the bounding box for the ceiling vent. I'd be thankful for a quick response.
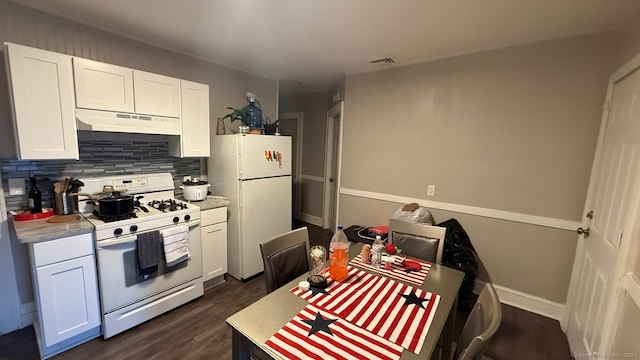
[368,55,397,65]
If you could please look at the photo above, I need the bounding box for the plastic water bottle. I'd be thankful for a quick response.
[243,92,263,130]
[329,225,349,281]
[371,235,384,268]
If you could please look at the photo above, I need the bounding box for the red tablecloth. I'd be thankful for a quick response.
[349,254,431,286]
[290,266,440,354]
[264,304,404,360]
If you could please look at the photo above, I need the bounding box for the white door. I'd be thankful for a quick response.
[133,70,181,117]
[566,64,640,354]
[36,255,100,347]
[323,102,344,230]
[238,135,292,179]
[5,43,78,160]
[239,176,292,279]
[73,58,134,113]
[179,80,210,157]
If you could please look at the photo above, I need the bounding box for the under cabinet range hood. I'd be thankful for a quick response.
[76,108,181,135]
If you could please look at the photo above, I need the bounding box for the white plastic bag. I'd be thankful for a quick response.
[393,206,435,224]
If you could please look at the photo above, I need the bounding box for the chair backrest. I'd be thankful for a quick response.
[259,227,310,294]
[456,283,502,360]
[388,219,446,264]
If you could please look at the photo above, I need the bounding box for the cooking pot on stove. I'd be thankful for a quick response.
[180,178,210,201]
[72,186,136,218]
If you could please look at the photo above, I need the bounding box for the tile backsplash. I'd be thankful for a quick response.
[1,139,201,211]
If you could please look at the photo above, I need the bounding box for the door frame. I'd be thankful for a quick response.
[562,51,640,352]
[323,101,344,229]
[278,112,304,219]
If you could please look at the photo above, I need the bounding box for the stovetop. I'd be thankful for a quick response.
[76,174,202,241]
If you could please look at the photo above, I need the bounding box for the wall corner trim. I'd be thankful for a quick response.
[340,187,581,231]
[474,280,565,321]
[20,301,36,329]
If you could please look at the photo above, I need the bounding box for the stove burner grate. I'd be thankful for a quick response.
[93,211,138,223]
[147,199,188,212]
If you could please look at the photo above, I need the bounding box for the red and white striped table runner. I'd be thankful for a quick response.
[264,304,404,360]
[349,254,431,286]
[290,266,440,354]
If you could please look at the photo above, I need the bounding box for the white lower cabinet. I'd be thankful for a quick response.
[29,233,101,359]
[201,207,228,282]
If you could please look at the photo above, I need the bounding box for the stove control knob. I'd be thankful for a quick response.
[184,214,191,221]
[114,228,123,236]
[130,225,138,232]
[173,216,179,223]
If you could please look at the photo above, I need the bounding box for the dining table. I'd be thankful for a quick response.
[227,242,465,360]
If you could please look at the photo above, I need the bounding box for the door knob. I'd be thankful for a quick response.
[577,227,590,237]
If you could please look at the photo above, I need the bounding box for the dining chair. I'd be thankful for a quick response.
[259,227,311,294]
[455,282,502,360]
[388,219,446,264]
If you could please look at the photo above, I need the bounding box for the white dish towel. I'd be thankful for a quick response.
[161,225,190,267]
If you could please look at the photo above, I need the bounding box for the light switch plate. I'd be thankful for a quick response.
[427,185,436,197]
[8,178,25,196]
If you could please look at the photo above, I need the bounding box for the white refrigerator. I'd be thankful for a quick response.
[208,134,292,281]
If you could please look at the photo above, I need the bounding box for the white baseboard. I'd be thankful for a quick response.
[298,213,323,227]
[474,280,564,321]
[20,302,36,328]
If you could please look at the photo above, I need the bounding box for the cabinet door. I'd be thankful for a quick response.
[35,255,100,347]
[73,58,134,113]
[202,222,227,282]
[180,80,210,157]
[133,70,181,117]
[5,43,78,159]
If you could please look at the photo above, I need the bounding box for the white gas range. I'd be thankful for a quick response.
[78,173,203,339]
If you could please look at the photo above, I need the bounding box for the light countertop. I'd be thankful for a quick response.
[176,196,230,211]
[11,216,94,244]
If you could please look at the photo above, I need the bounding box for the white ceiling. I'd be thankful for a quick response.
[12,0,640,92]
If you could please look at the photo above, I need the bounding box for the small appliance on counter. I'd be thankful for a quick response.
[180,178,210,201]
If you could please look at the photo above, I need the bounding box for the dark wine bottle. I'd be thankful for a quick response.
[28,177,42,213]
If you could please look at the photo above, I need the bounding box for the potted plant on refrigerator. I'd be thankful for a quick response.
[223,107,249,134]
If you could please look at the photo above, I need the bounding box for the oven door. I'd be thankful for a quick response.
[96,220,202,313]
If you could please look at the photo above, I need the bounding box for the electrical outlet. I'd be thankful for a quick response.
[8,178,25,196]
[183,176,191,182]
[427,185,436,197]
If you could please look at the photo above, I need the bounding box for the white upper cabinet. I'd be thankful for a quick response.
[133,70,181,118]
[73,58,134,113]
[5,43,79,160]
[170,80,210,157]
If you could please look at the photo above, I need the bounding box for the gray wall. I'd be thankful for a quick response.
[279,91,331,218]
[339,32,618,303]
[0,0,278,326]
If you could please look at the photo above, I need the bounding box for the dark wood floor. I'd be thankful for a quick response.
[0,221,572,360]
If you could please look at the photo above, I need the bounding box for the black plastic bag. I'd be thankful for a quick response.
[436,218,479,310]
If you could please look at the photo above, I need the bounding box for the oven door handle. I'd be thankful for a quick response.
[186,219,201,227]
[97,235,138,248]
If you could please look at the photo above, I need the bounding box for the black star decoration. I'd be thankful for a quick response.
[308,286,330,297]
[302,312,337,337]
[399,290,430,309]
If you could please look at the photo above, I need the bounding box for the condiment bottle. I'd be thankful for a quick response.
[28,176,42,213]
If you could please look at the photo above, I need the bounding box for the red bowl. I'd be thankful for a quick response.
[13,208,55,221]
